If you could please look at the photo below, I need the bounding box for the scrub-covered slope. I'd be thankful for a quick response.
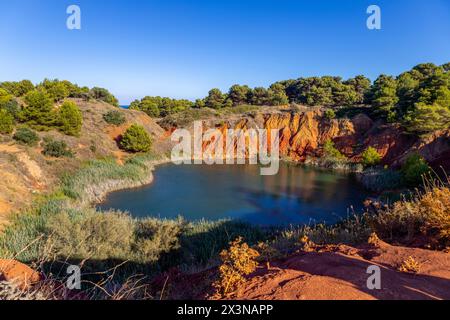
[0,98,167,221]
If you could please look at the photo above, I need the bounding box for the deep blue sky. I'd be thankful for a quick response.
[1,0,449,104]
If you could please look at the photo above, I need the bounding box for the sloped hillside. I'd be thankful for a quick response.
[0,99,168,221]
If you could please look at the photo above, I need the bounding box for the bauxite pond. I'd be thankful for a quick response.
[98,162,373,226]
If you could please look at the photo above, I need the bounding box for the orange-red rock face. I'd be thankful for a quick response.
[169,109,449,169]
[207,111,369,162]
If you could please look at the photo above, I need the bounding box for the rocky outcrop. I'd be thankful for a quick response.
[398,129,450,169]
[179,108,449,169]
[0,259,41,289]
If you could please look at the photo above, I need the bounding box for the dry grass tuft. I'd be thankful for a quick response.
[213,237,260,297]
[398,256,421,274]
[372,185,450,249]
[368,232,381,246]
[299,235,315,252]
[420,187,450,243]
[255,242,282,269]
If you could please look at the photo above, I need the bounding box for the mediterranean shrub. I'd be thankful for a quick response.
[46,210,135,261]
[324,109,336,120]
[400,153,431,187]
[42,138,73,158]
[13,126,39,146]
[119,124,152,153]
[0,109,14,134]
[21,90,55,129]
[39,79,70,102]
[58,101,83,136]
[90,87,119,107]
[1,100,20,119]
[323,140,346,160]
[103,110,126,126]
[0,80,34,97]
[132,218,184,263]
[361,147,381,167]
[0,88,13,107]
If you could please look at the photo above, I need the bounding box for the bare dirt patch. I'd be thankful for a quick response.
[162,241,450,300]
[231,241,450,300]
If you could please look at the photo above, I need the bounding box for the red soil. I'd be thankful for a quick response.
[0,259,42,290]
[162,241,450,300]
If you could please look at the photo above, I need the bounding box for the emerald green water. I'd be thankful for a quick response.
[99,163,372,226]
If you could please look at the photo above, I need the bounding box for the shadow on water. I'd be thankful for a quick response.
[235,187,359,226]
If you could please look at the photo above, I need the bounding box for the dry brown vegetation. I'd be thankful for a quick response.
[213,237,260,297]
[398,256,421,274]
[372,185,450,249]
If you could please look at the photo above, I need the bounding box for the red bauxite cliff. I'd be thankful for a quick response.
[173,109,449,169]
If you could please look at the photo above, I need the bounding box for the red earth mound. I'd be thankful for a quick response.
[160,241,450,300]
[0,259,42,290]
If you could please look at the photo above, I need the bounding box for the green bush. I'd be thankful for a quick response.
[21,90,55,129]
[0,88,13,106]
[1,100,20,119]
[400,153,431,186]
[405,103,450,134]
[361,147,382,167]
[316,140,354,171]
[38,79,70,102]
[0,80,35,97]
[130,98,160,117]
[119,124,152,153]
[42,138,73,158]
[130,96,193,117]
[323,140,346,160]
[58,101,83,136]
[13,126,39,146]
[324,109,336,120]
[0,109,14,134]
[103,110,126,126]
[204,88,226,109]
[89,87,119,107]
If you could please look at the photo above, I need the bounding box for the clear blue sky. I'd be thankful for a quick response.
[1,0,449,104]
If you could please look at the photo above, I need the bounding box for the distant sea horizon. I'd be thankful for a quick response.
[120,105,130,109]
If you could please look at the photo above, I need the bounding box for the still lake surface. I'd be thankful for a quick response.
[99,163,372,226]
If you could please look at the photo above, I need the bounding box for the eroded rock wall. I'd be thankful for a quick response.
[174,109,449,169]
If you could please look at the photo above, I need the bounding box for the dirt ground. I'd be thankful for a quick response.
[161,240,450,300]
